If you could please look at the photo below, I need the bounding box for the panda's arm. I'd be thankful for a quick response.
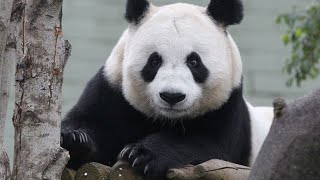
[119,131,233,176]
[61,67,110,168]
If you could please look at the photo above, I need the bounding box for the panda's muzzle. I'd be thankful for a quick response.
[159,92,186,106]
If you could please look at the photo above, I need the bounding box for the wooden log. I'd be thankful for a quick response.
[61,159,251,180]
[167,159,251,180]
[167,165,197,180]
[75,162,111,180]
[109,161,144,180]
[61,168,76,180]
[194,159,251,180]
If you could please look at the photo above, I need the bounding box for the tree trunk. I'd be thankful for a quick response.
[249,91,320,180]
[0,0,14,179]
[9,0,70,179]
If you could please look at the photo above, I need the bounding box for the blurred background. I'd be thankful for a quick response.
[4,0,320,163]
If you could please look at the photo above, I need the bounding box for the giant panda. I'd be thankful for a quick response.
[61,0,274,178]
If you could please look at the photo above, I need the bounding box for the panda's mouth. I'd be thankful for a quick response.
[154,106,193,119]
[158,107,189,114]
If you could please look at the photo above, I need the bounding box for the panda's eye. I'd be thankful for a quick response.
[186,53,201,68]
[149,52,162,68]
[141,52,163,82]
[187,59,199,68]
[186,52,209,83]
[151,59,161,67]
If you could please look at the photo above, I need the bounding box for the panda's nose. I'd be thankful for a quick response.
[160,92,186,105]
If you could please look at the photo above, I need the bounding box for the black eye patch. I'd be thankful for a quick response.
[141,52,163,82]
[186,52,209,83]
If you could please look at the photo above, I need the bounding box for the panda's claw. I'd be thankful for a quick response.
[75,130,82,143]
[61,129,94,150]
[78,130,87,143]
[118,143,176,177]
[144,163,150,175]
[79,131,86,144]
[82,131,88,143]
[119,149,125,158]
[80,133,85,143]
[132,157,142,167]
[71,132,76,142]
[128,149,137,160]
[119,146,132,159]
[77,132,82,143]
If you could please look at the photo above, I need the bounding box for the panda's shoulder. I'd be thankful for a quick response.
[72,67,126,115]
[246,102,274,164]
[81,67,122,99]
[247,103,274,126]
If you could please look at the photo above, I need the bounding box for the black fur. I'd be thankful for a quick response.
[207,0,244,26]
[61,67,251,178]
[186,52,209,83]
[125,0,150,24]
[141,52,163,82]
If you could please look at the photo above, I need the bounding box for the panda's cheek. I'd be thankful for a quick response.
[146,82,161,104]
[190,91,202,108]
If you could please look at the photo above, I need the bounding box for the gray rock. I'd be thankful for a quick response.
[249,89,320,180]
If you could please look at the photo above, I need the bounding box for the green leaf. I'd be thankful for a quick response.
[295,28,303,38]
[286,78,293,87]
[277,1,320,87]
[276,16,282,24]
[282,34,290,45]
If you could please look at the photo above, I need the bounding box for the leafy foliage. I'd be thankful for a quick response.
[276,1,320,86]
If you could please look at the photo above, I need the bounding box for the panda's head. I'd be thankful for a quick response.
[105,0,244,120]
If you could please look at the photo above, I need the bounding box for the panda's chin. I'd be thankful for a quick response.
[156,107,190,119]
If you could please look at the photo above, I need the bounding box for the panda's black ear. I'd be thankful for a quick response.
[125,0,150,24]
[207,0,243,26]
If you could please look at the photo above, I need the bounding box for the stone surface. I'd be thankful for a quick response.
[249,89,320,180]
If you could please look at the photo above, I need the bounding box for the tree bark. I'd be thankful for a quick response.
[249,90,320,180]
[0,0,14,179]
[9,0,70,179]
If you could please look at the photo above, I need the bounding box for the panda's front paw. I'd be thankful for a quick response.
[118,143,178,178]
[61,129,95,153]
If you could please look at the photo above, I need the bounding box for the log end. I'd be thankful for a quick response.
[109,161,144,180]
[61,168,76,180]
[75,162,111,180]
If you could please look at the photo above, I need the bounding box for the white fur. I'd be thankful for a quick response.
[105,3,242,119]
[104,30,128,86]
[246,102,274,165]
